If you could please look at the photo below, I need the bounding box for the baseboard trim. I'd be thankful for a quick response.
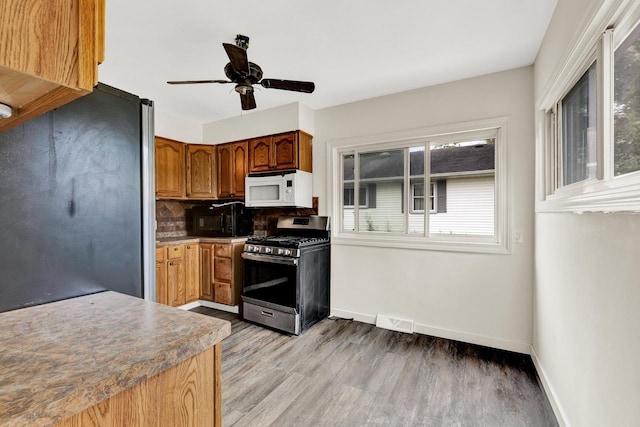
[330,308,376,324]
[178,300,240,314]
[331,308,530,354]
[530,347,570,427]
[414,322,531,354]
[198,300,240,314]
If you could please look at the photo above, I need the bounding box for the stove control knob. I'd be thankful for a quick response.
[253,246,260,252]
[283,249,292,256]
[265,247,273,254]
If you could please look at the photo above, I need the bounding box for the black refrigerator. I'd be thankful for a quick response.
[0,84,155,313]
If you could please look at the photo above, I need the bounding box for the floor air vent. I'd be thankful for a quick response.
[375,315,414,334]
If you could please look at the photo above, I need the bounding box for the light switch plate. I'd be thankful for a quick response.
[512,229,523,243]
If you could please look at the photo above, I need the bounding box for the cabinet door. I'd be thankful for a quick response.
[167,258,186,307]
[155,137,185,198]
[272,132,298,170]
[0,0,105,133]
[214,282,232,305]
[186,145,216,198]
[185,243,200,303]
[232,141,248,197]
[248,137,272,172]
[213,257,232,282]
[216,143,232,198]
[200,244,213,301]
[155,261,167,305]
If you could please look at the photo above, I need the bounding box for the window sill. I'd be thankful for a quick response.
[536,174,640,213]
[331,233,510,254]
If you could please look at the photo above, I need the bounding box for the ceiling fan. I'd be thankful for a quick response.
[167,34,315,111]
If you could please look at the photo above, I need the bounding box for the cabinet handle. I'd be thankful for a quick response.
[169,262,174,266]
[187,245,191,249]
[174,247,179,251]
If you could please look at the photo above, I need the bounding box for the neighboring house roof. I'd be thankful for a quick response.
[343,143,495,180]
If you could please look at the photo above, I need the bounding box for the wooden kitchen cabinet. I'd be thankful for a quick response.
[200,243,214,301]
[186,144,217,199]
[166,245,186,307]
[185,243,200,303]
[155,247,167,305]
[0,0,105,133]
[212,243,244,306]
[155,137,186,199]
[217,141,248,198]
[156,243,199,307]
[248,131,313,173]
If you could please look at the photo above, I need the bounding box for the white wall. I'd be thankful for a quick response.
[315,67,536,353]
[533,1,640,426]
[154,109,203,143]
[202,102,315,144]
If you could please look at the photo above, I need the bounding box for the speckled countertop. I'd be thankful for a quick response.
[155,235,249,246]
[0,291,231,427]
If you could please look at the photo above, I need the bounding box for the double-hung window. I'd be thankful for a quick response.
[330,120,508,253]
[539,2,640,211]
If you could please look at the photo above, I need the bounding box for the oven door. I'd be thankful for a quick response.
[241,252,300,334]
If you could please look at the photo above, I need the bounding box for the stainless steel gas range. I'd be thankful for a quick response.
[241,216,330,335]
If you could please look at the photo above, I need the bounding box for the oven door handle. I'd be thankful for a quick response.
[242,252,299,266]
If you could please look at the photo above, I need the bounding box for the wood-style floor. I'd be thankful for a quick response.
[191,307,558,427]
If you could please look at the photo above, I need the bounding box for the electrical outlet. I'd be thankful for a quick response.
[512,229,523,243]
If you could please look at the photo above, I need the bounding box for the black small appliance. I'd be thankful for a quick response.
[189,203,253,237]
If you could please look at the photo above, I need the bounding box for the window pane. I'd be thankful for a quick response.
[562,63,597,185]
[342,154,355,231]
[614,24,640,176]
[409,147,425,234]
[358,149,405,233]
[429,139,495,236]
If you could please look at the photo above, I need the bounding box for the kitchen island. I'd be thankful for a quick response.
[0,291,230,426]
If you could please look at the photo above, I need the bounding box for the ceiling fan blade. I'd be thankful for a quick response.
[240,92,256,110]
[167,80,231,84]
[223,43,250,75]
[260,79,315,93]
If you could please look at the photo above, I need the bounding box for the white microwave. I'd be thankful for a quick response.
[244,170,313,208]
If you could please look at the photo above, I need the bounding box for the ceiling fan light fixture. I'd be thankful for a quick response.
[234,84,253,95]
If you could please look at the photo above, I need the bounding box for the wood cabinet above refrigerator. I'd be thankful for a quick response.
[0,0,105,132]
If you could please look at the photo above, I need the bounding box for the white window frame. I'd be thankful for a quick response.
[343,185,369,208]
[327,117,509,254]
[410,182,436,214]
[536,0,640,213]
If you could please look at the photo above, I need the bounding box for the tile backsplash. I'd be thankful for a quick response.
[155,197,319,239]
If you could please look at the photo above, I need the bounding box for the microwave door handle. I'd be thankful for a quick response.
[220,213,225,232]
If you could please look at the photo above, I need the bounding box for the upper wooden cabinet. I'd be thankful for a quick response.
[248,131,312,173]
[186,145,217,199]
[155,137,186,199]
[0,0,105,132]
[217,141,248,199]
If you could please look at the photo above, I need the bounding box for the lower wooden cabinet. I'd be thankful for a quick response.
[200,242,244,306]
[185,243,200,303]
[158,240,244,307]
[199,244,214,300]
[155,247,167,305]
[156,243,200,307]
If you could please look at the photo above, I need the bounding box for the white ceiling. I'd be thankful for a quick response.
[99,0,557,125]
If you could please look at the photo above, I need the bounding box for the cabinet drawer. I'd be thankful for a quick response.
[214,244,232,258]
[155,247,165,262]
[167,244,184,260]
[214,282,232,305]
[214,257,231,281]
